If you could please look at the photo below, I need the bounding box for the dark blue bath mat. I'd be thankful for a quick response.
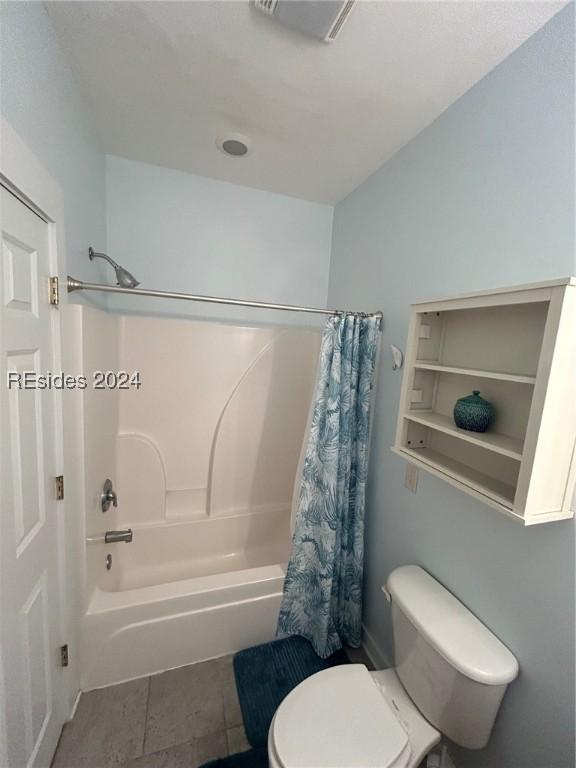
[200,747,268,768]
[233,635,349,749]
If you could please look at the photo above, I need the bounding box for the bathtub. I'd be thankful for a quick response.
[81,510,290,690]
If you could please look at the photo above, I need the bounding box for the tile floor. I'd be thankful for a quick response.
[52,647,374,768]
[52,655,245,768]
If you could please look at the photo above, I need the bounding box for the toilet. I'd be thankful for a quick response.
[268,565,519,768]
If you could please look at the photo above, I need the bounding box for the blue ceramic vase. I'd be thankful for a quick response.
[453,390,495,433]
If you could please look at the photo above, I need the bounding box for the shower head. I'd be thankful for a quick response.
[114,265,140,289]
[88,247,140,289]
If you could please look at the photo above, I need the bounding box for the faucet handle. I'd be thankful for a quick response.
[101,479,118,512]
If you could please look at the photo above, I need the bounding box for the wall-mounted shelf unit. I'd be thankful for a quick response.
[393,278,576,525]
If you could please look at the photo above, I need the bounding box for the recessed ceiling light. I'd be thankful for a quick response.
[217,134,250,158]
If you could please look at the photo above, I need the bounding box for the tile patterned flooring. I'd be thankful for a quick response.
[52,656,246,768]
[52,647,373,768]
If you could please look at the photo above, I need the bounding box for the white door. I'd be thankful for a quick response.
[0,186,66,768]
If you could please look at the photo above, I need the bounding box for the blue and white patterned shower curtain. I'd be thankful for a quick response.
[277,313,381,658]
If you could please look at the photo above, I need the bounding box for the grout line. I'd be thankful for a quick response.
[225,729,231,756]
[141,676,152,756]
[222,669,230,756]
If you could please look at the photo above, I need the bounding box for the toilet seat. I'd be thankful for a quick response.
[269,664,413,768]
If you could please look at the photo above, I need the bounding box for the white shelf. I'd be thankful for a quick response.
[413,361,536,385]
[404,411,524,461]
[398,446,517,508]
[394,279,576,524]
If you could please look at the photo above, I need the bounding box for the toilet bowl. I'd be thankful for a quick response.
[268,566,519,768]
[268,664,440,768]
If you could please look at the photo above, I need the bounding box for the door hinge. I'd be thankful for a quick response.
[49,276,59,307]
[60,644,69,668]
[55,475,64,500]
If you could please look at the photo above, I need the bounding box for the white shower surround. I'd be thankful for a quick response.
[68,306,320,689]
[107,510,291,591]
[115,315,321,523]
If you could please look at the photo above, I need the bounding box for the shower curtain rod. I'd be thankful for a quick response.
[66,277,383,319]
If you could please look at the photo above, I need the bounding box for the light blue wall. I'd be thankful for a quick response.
[328,7,574,768]
[3,4,574,764]
[105,155,333,326]
[0,1,107,291]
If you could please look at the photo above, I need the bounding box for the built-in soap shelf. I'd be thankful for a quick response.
[393,278,576,525]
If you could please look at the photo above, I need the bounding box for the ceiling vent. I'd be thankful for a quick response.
[254,0,357,43]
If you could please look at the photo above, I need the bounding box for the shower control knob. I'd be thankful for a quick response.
[101,479,118,512]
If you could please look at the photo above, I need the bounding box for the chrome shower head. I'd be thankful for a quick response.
[114,265,140,289]
[88,247,140,289]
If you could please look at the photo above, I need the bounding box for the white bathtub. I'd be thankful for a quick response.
[81,510,290,690]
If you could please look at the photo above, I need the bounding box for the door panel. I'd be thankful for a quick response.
[8,350,45,553]
[3,232,39,314]
[1,187,65,768]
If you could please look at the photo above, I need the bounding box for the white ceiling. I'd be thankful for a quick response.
[46,1,565,204]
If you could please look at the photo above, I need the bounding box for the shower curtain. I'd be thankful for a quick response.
[277,313,381,658]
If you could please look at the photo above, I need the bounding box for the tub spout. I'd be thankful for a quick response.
[104,529,133,544]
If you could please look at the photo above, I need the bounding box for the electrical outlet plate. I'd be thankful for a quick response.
[405,463,419,493]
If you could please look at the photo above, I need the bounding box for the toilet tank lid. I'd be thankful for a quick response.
[387,566,519,686]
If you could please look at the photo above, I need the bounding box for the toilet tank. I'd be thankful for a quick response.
[387,566,519,750]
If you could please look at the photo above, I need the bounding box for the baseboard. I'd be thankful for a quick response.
[68,689,82,722]
[361,623,390,670]
[426,741,458,768]
[440,744,457,768]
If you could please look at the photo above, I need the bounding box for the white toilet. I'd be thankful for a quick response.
[268,565,519,768]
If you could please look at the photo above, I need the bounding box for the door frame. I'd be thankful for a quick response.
[1,117,80,731]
